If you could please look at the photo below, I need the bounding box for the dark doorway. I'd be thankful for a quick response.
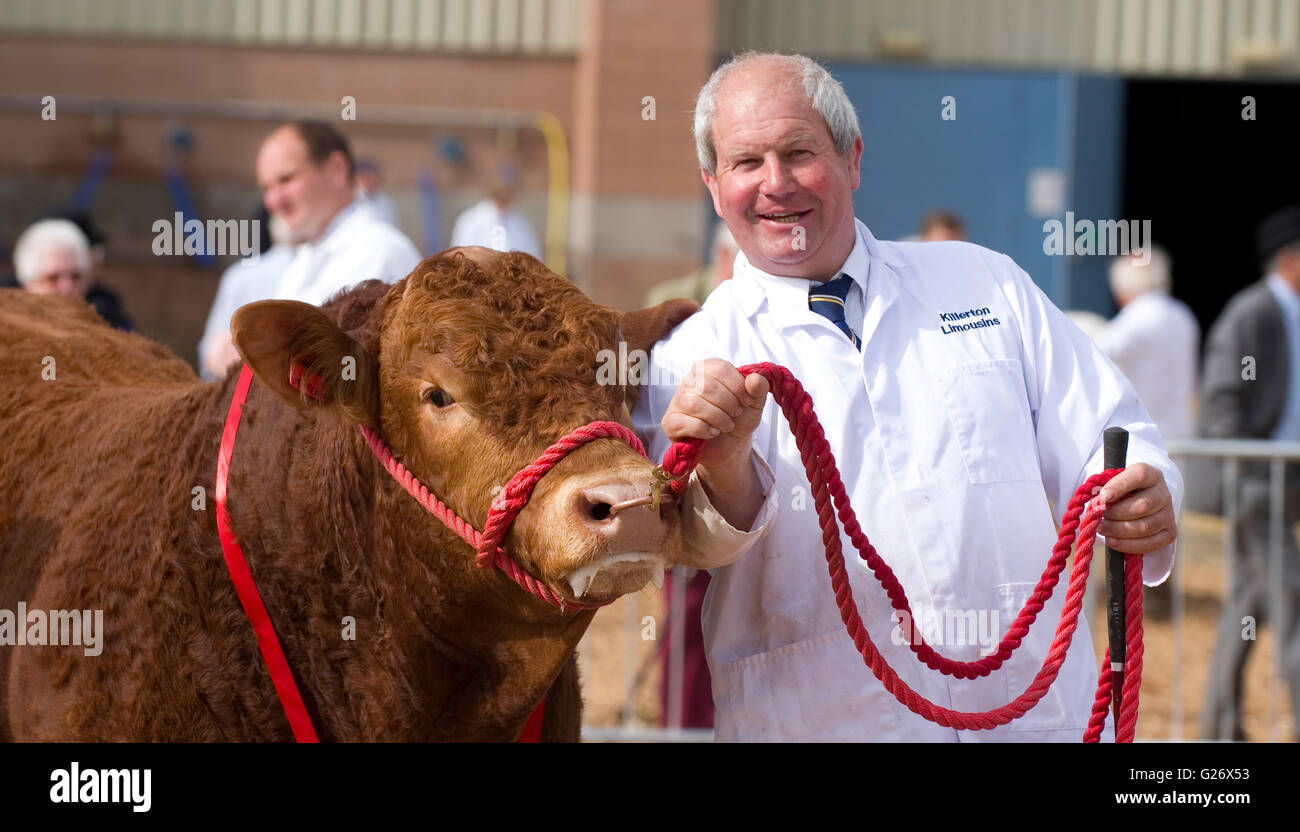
[1121,78,1300,342]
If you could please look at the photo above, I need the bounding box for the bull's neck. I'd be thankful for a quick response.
[219,381,588,740]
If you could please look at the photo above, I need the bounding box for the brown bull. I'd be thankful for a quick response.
[0,246,695,741]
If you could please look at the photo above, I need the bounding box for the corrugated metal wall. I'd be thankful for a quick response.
[6,1,1299,73]
[0,0,582,54]
[718,0,1300,77]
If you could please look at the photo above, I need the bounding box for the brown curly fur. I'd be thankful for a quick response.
[0,250,697,742]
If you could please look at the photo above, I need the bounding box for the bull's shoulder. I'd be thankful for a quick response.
[0,289,195,387]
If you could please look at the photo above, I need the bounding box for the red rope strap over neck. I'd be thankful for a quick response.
[659,362,1144,741]
[216,365,320,742]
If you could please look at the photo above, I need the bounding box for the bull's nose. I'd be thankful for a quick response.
[572,480,666,551]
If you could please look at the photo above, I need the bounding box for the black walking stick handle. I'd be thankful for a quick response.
[1104,428,1129,695]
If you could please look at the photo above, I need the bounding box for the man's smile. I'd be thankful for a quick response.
[757,209,811,224]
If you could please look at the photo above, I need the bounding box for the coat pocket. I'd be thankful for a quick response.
[711,630,903,742]
[934,359,1039,484]
[995,581,1087,734]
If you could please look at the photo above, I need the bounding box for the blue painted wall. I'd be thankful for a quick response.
[1066,74,1127,314]
[822,62,1124,313]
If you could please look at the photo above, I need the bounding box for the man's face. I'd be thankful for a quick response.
[25,245,90,299]
[702,64,862,280]
[257,128,349,244]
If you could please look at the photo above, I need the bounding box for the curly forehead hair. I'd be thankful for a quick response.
[384,251,624,433]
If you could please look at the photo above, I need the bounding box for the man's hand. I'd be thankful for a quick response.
[1096,462,1177,554]
[203,331,242,379]
[661,359,771,529]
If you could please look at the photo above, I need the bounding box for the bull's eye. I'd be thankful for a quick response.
[426,389,455,408]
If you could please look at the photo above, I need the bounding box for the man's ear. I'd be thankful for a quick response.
[701,167,723,217]
[231,300,380,428]
[619,298,699,411]
[848,134,863,191]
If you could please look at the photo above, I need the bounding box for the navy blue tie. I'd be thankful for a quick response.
[808,274,860,349]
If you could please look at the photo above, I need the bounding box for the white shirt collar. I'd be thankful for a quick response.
[306,198,367,252]
[731,222,866,311]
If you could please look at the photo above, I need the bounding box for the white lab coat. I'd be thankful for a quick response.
[275,199,422,307]
[1094,290,1200,441]
[198,244,296,380]
[632,220,1182,742]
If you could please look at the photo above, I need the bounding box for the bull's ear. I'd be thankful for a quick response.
[620,298,698,353]
[231,300,380,429]
[619,298,699,410]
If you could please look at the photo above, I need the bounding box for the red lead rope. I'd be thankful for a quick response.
[215,366,320,742]
[659,363,1143,741]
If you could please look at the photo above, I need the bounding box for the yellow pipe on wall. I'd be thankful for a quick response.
[533,111,569,277]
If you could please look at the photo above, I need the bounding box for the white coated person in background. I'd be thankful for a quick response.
[258,120,421,307]
[1095,247,1200,442]
[631,52,1182,742]
[449,163,543,260]
[197,213,295,380]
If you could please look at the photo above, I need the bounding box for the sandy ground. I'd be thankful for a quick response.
[576,511,1295,741]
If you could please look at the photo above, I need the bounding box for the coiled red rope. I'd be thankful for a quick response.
[659,362,1144,741]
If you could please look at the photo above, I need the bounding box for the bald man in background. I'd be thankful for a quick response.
[258,120,419,306]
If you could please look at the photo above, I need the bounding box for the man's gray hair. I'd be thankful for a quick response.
[13,218,91,286]
[694,52,861,175]
[1109,245,1172,299]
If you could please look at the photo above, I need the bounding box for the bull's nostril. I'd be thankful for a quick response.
[589,502,613,522]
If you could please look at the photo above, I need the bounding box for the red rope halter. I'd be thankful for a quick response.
[658,363,1143,741]
[359,420,650,611]
[285,359,652,610]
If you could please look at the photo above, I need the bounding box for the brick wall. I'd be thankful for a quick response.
[0,1,718,368]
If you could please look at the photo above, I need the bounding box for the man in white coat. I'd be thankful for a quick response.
[1095,247,1200,442]
[631,52,1182,741]
[257,121,421,307]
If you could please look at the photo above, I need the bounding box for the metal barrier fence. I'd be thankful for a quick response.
[583,439,1300,742]
[1165,438,1300,742]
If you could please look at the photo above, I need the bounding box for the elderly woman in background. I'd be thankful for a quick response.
[10,216,132,331]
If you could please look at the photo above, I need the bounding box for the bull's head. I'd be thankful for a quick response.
[232,247,697,609]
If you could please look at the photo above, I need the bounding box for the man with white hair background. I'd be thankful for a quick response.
[12,218,94,300]
[10,217,134,331]
[1095,247,1200,442]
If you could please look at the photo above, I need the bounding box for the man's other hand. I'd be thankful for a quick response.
[1096,463,1177,554]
